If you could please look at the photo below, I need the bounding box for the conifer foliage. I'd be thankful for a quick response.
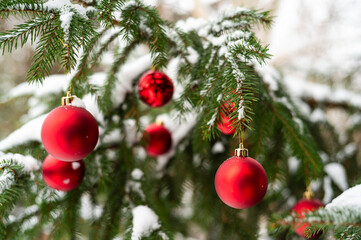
[0,0,360,239]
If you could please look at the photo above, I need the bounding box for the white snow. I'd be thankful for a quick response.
[324,163,348,191]
[326,184,361,210]
[206,112,217,126]
[69,96,86,108]
[124,119,141,148]
[20,216,39,232]
[126,180,145,201]
[310,108,326,122]
[131,168,144,180]
[80,193,103,220]
[131,205,160,240]
[102,129,122,145]
[156,112,197,173]
[163,0,194,14]
[287,157,300,174]
[0,114,46,151]
[254,63,279,92]
[336,142,357,161]
[82,93,104,124]
[43,0,94,41]
[0,151,40,172]
[347,114,361,128]
[127,169,145,200]
[176,187,194,219]
[237,99,244,120]
[7,74,70,99]
[285,77,361,109]
[211,142,225,154]
[344,143,357,156]
[71,162,81,170]
[44,0,90,18]
[323,176,333,203]
[59,11,74,41]
[186,47,199,64]
[0,168,15,194]
[113,55,151,107]
[258,216,271,240]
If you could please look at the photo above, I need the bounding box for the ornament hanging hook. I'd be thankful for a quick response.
[303,185,314,200]
[235,119,247,157]
[61,91,75,106]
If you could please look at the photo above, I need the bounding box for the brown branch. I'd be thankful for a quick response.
[302,96,361,110]
[72,0,96,7]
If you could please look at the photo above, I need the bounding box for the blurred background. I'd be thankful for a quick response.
[1,0,360,153]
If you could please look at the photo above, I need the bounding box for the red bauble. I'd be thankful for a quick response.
[42,155,85,191]
[217,102,236,135]
[292,199,324,239]
[137,71,174,107]
[217,113,236,135]
[41,106,99,161]
[215,156,268,209]
[143,123,172,156]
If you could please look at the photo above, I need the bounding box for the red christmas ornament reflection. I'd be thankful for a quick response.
[41,105,99,161]
[137,71,174,107]
[217,101,236,135]
[143,123,172,156]
[292,198,324,239]
[42,155,85,191]
[215,155,268,209]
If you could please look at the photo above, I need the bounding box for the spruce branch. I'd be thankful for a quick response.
[0,2,51,18]
[26,23,62,84]
[99,39,140,113]
[0,16,55,54]
[0,160,28,225]
[70,26,112,91]
[97,0,126,24]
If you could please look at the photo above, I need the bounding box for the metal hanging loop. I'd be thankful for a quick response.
[61,91,75,106]
[234,143,248,157]
[303,186,314,200]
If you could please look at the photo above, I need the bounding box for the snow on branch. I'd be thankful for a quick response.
[286,77,361,109]
[131,205,161,240]
[0,114,46,151]
[0,152,40,172]
[0,167,15,194]
[326,184,361,212]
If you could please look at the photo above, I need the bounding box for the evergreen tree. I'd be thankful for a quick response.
[0,0,360,239]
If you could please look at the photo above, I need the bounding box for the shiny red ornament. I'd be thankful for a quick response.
[217,102,236,135]
[143,123,172,156]
[292,199,324,239]
[137,71,174,107]
[42,155,85,191]
[41,106,99,161]
[215,156,268,209]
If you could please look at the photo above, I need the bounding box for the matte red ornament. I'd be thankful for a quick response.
[217,102,236,135]
[215,156,268,209]
[291,198,324,239]
[42,155,85,191]
[138,71,174,107]
[41,105,99,161]
[143,123,172,156]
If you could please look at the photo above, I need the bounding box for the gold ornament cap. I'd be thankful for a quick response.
[62,91,75,106]
[155,119,164,126]
[303,186,314,200]
[234,143,248,157]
